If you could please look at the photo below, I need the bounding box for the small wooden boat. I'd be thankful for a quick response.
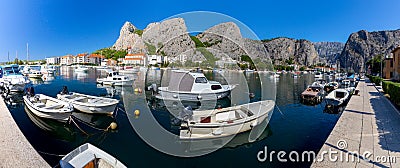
[179,100,275,139]
[57,86,119,115]
[325,89,349,106]
[23,88,73,121]
[324,82,339,93]
[301,83,324,104]
[60,143,127,168]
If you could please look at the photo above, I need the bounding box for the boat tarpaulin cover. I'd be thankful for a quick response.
[168,71,194,91]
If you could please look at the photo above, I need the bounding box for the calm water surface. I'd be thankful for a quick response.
[4,67,342,167]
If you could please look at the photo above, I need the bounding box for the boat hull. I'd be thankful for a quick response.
[23,97,71,121]
[57,93,119,115]
[156,89,231,101]
[67,102,116,115]
[180,100,275,139]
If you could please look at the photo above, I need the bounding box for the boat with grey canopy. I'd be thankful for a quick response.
[153,70,236,101]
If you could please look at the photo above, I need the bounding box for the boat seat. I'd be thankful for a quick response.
[73,97,87,101]
[35,103,46,108]
[43,104,64,109]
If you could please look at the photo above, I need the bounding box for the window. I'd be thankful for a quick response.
[195,77,207,83]
[211,85,222,90]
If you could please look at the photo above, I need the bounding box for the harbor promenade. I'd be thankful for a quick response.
[0,96,50,167]
[312,80,400,167]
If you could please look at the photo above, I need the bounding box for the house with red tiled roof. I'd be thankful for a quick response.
[60,55,75,65]
[123,53,146,65]
[88,54,105,65]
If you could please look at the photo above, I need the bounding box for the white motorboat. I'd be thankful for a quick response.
[60,143,127,168]
[341,79,355,94]
[0,64,30,92]
[74,66,89,73]
[23,88,73,121]
[269,72,280,78]
[324,81,339,93]
[179,100,275,139]
[41,65,56,75]
[315,79,327,87]
[27,69,43,78]
[155,70,236,101]
[57,86,119,115]
[97,71,134,86]
[325,89,349,106]
[314,72,323,78]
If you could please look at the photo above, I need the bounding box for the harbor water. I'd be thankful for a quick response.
[4,67,342,167]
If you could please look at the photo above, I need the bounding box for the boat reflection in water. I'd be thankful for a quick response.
[29,77,44,85]
[24,105,76,142]
[24,103,118,142]
[180,119,272,153]
[3,92,24,108]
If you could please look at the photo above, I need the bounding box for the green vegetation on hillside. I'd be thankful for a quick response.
[240,55,256,70]
[145,43,157,55]
[190,36,205,48]
[261,37,291,43]
[134,29,143,36]
[196,47,218,67]
[93,48,127,60]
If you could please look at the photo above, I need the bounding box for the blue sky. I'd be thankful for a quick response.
[1,0,399,62]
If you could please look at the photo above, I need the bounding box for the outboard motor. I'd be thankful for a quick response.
[179,106,193,122]
[26,87,35,97]
[60,86,69,95]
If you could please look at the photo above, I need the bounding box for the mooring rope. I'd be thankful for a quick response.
[70,115,110,131]
[68,116,89,135]
[275,104,285,118]
[37,150,66,157]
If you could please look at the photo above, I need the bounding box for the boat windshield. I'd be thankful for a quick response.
[195,77,208,83]
[3,67,21,75]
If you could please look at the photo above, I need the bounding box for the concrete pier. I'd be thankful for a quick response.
[312,80,400,167]
[0,97,50,167]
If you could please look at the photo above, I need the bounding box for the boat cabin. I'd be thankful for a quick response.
[1,64,21,76]
[107,72,129,81]
[166,70,224,92]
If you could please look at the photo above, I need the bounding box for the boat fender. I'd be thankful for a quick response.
[212,129,223,135]
[89,107,96,111]
[251,121,258,128]
[173,94,178,99]
[197,95,202,100]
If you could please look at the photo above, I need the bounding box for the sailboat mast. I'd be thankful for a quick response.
[27,43,29,63]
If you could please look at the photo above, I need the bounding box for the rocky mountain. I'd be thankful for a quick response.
[112,21,145,52]
[313,42,344,64]
[339,29,400,72]
[263,38,319,66]
[142,18,195,57]
[112,18,333,68]
[196,22,269,61]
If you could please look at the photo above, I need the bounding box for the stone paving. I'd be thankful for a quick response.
[0,96,50,168]
[312,80,400,167]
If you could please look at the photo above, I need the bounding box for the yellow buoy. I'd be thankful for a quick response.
[134,110,140,116]
[134,88,142,93]
[110,122,118,130]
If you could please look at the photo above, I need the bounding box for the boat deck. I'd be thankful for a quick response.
[0,96,50,167]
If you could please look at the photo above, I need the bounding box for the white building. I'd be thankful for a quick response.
[60,55,74,65]
[147,55,163,65]
[46,57,60,65]
[123,53,146,65]
[76,53,89,64]
[88,54,105,65]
